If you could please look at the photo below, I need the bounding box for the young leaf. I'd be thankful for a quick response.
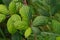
[7,14,21,34]
[14,21,28,30]
[0,4,8,15]
[16,2,23,11]
[19,5,30,21]
[9,1,16,15]
[24,27,32,38]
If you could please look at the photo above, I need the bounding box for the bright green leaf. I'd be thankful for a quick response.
[24,27,32,38]
[7,14,21,34]
[0,4,8,15]
[0,14,6,23]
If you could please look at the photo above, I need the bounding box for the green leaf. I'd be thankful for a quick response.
[31,0,49,13]
[7,14,21,34]
[52,20,60,34]
[16,2,23,11]
[0,14,6,23]
[0,4,8,15]
[37,8,50,17]
[19,5,30,21]
[56,36,60,40]
[33,16,49,27]
[24,27,32,38]
[9,1,16,15]
[14,21,28,30]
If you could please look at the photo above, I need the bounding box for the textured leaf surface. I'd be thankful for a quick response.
[0,4,8,15]
[16,2,23,11]
[14,21,28,30]
[19,5,30,21]
[7,14,21,34]
[9,1,16,14]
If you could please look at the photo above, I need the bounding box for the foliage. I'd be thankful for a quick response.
[0,0,60,40]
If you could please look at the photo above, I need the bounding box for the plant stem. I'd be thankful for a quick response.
[23,0,27,5]
[34,33,37,40]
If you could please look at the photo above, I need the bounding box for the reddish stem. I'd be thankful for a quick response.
[23,0,27,5]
